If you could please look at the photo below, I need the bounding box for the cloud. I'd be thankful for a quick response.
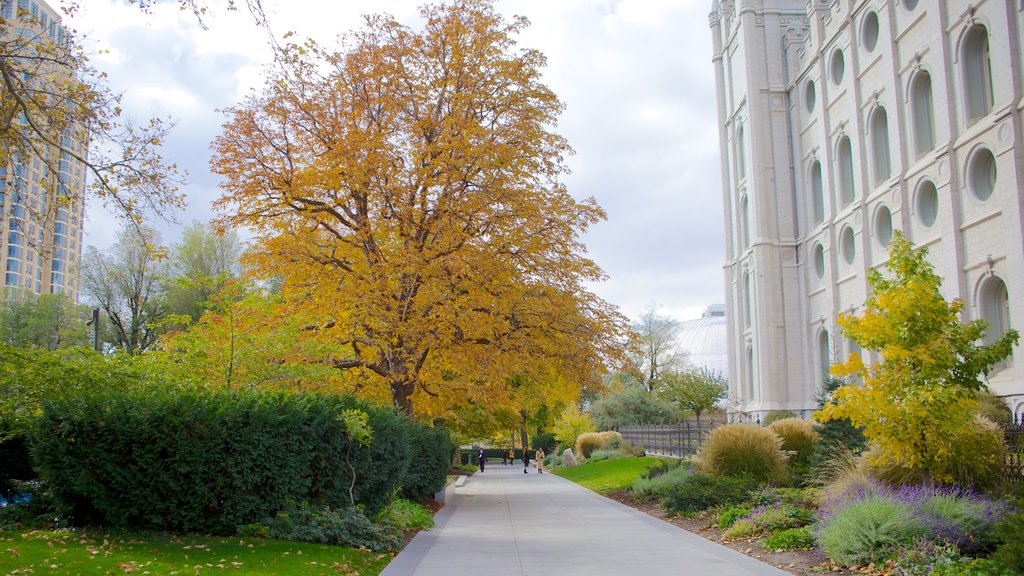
[73,0,725,323]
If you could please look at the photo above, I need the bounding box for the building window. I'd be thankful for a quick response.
[739,194,751,249]
[840,225,856,265]
[817,329,831,382]
[978,276,1010,348]
[831,48,845,85]
[874,205,893,247]
[862,11,880,53]
[810,160,825,223]
[805,80,816,112]
[962,25,994,121]
[869,107,892,185]
[813,243,826,279]
[968,147,997,201]
[910,71,935,158]
[743,271,752,328]
[916,179,939,227]
[745,346,755,400]
[846,338,863,384]
[737,124,747,181]
[837,135,855,206]
[903,0,918,10]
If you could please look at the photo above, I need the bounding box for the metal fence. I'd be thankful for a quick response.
[1000,416,1024,483]
[619,422,720,457]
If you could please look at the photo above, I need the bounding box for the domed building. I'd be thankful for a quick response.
[676,305,728,380]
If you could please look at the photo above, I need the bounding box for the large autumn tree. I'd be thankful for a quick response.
[211,0,625,416]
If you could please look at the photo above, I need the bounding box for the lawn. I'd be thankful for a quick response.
[554,456,665,494]
[0,529,393,575]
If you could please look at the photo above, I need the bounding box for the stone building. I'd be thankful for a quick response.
[0,0,87,298]
[710,0,1024,419]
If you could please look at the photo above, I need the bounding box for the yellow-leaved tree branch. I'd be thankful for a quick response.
[211,0,627,416]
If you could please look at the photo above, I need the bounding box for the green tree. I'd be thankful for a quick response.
[589,385,681,430]
[0,288,91,349]
[816,232,1018,484]
[164,221,243,323]
[657,366,728,422]
[627,304,683,392]
[80,226,169,354]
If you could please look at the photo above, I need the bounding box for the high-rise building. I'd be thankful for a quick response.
[0,0,86,299]
[710,0,1024,419]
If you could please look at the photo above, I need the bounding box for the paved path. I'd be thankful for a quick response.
[382,463,792,576]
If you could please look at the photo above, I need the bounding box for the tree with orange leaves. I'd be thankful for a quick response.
[211,0,626,416]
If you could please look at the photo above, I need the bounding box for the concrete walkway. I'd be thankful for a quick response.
[382,462,792,576]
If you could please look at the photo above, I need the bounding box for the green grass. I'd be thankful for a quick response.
[554,457,665,494]
[0,529,393,575]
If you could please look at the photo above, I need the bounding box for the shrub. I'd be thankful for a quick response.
[660,472,756,515]
[401,424,452,500]
[747,486,820,509]
[768,417,820,467]
[722,501,815,539]
[379,498,434,531]
[0,480,65,530]
[917,487,1006,553]
[631,463,693,502]
[816,494,923,566]
[589,386,681,430]
[641,457,684,480]
[763,411,797,425]
[991,496,1024,574]
[0,419,34,500]
[259,501,402,552]
[698,423,788,483]
[29,389,416,534]
[717,506,751,530]
[587,449,624,463]
[531,432,557,452]
[761,526,815,551]
[575,431,623,459]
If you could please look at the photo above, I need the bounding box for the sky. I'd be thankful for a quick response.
[70,0,724,323]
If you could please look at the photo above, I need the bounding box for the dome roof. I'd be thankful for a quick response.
[676,305,728,380]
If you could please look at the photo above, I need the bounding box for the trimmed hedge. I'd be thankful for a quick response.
[400,423,452,499]
[29,389,444,534]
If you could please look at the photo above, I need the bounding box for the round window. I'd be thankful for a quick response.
[862,12,880,53]
[916,180,938,227]
[831,49,845,85]
[874,205,893,247]
[904,0,918,10]
[805,80,816,112]
[968,148,997,201]
[841,226,856,265]
[813,243,825,279]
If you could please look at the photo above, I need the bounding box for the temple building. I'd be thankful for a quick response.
[710,0,1024,419]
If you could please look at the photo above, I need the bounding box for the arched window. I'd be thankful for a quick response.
[810,160,825,223]
[745,346,755,401]
[963,25,994,120]
[910,71,935,157]
[916,179,939,227]
[874,205,893,247]
[837,135,855,206]
[737,124,747,180]
[743,271,752,328]
[817,329,831,382]
[812,243,826,280]
[739,195,751,249]
[840,225,856,265]
[979,276,1011,348]
[870,107,892,184]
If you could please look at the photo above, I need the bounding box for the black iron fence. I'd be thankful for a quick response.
[619,422,720,457]
[1000,416,1024,483]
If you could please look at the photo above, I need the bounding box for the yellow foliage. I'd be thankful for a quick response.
[575,431,623,459]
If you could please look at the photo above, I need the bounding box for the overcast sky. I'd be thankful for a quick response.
[71,0,723,323]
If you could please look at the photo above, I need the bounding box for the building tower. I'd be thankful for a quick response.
[0,0,87,299]
[710,0,1024,419]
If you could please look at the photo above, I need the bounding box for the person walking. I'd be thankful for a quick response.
[508,448,515,465]
[523,448,529,473]
[478,447,486,472]
[535,447,545,474]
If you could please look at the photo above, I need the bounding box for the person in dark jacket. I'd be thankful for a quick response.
[523,449,529,473]
[478,447,486,472]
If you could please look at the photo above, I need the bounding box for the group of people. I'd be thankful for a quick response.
[476,447,546,474]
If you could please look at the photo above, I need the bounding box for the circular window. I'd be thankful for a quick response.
[841,226,856,264]
[903,0,918,10]
[805,80,816,112]
[862,12,880,53]
[813,243,826,279]
[916,180,939,227]
[874,205,893,247]
[831,49,846,85]
[968,148,997,201]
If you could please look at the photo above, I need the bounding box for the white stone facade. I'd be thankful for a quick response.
[710,0,1024,420]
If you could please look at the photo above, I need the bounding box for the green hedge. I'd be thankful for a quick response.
[401,424,452,499]
[0,418,34,500]
[29,389,445,534]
